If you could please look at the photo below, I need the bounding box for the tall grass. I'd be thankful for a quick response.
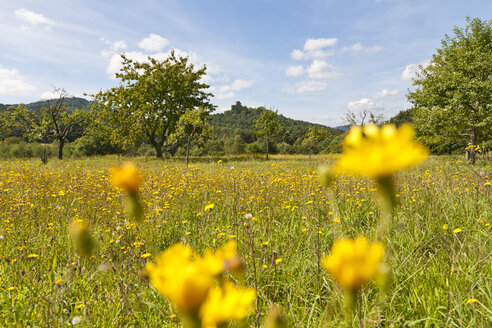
[0,155,490,327]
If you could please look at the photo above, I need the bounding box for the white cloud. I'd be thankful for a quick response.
[0,65,36,96]
[15,8,55,30]
[138,33,169,53]
[290,49,305,60]
[304,38,338,51]
[373,89,398,99]
[112,41,128,52]
[295,81,327,93]
[40,91,59,99]
[215,92,235,99]
[306,60,340,79]
[39,90,75,100]
[291,37,337,61]
[212,79,254,99]
[347,98,378,112]
[285,65,304,77]
[101,39,128,58]
[342,42,383,53]
[401,60,430,81]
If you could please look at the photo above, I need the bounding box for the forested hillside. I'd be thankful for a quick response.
[0,97,89,113]
[207,101,344,155]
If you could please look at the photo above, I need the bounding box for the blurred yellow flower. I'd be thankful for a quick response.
[110,162,143,193]
[199,282,256,328]
[144,241,239,314]
[27,254,38,258]
[453,228,462,234]
[145,243,215,313]
[467,298,477,304]
[202,241,238,274]
[69,219,94,257]
[321,237,386,291]
[204,203,215,211]
[333,124,428,178]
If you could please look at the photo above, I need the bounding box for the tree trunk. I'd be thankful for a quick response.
[469,129,477,166]
[155,145,163,159]
[186,136,190,166]
[266,138,269,161]
[58,138,64,160]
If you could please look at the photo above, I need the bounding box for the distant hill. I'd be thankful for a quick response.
[211,101,342,145]
[26,97,90,111]
[334,125,349,131]
[0,97,90,112]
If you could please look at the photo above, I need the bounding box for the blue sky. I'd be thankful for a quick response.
[0,0,490,126]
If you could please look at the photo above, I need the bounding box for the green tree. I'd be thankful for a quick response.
[302,126,330,162]
[9,88,88,159]
[254,109,283,160]
[91,51,215,158]
[170,107,214,165]
[408,17,492,165]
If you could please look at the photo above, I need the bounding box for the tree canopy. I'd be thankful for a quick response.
[170,107,214,165]
[8,88,88,159]
[254,109,283,160]
[92,51,215,158]
[408,17,492,164]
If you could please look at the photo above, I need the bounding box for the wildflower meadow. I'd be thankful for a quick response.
[0,125,491,327]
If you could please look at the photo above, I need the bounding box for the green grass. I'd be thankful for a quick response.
[0,155,490,327]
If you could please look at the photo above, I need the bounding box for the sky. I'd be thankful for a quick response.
[0,0,490,126]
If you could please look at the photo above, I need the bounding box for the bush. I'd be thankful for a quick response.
[245,141,264,154]
[276,141,292,154]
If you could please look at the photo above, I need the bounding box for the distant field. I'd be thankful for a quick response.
[0,155,490,327]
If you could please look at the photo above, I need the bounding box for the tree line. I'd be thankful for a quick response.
[0,17,490,164]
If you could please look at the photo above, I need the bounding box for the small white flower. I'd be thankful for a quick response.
[244,213,252,220]
[71,316,82,325]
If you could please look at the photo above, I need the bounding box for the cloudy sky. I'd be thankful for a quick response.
[0,0,490,126]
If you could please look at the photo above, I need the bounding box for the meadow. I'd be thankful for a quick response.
[0,154,490,327]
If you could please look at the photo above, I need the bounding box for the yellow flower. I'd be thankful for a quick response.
[453,228,462,234]
[140,253,151,259]
[204,203,215,211]
[442,224,448,230]
[199,282,256,328]
[203,241,238,274]
[145,243,215,313]
[467,298,477,304]
[321,237,386,291]
[69,219,94,257]
[333,124,428,178]
[144,242,238,314]
[110,162,143,193]
[27,254,38,258]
